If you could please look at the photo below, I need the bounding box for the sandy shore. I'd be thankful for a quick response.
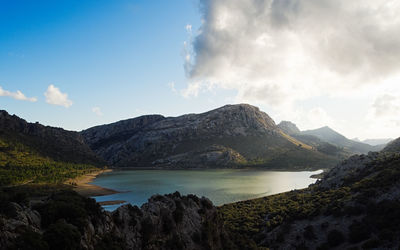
[66,169,120,197]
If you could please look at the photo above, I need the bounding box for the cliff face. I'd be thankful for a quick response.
[0,190,235,250]
[82,104,337,169]
[0,110,103,166]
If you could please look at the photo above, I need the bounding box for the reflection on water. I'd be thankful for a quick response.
[91,169,322,211]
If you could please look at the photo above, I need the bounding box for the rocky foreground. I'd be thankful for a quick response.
[0,189,235,250]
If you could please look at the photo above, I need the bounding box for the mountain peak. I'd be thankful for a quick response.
[277,121,300,135]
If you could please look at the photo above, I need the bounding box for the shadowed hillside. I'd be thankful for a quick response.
[0,111,104,185]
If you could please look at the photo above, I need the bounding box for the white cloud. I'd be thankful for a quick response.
[184,0,400,106]
[44,84,73,108]
[92,107,103,116]
[0,86,37,102]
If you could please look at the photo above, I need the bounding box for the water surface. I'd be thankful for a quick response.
[91,169,322,211]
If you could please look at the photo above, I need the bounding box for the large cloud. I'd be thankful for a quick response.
[0,86,37,102]
[184,0,400,106]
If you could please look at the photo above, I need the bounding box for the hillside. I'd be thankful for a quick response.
[278,121,351,159]
[220,139,400,249]
[301,126,377,154]
[82,104,339,170]
[382,137,400,153]
[0,111,104,185]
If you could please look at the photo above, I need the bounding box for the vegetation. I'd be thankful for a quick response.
[0,136,99,185]
[219,152,400,249]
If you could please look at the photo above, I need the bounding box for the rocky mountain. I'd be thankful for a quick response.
[301,126,377,154]
[277,121,300,135]
[0,188,236,250]
[82,104,339,170]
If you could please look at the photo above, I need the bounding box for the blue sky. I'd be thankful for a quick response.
[0,0,233,130]
[1,0,400,140]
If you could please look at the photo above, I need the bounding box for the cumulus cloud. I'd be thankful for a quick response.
[92,107,103,116]
[0,86,37,102]
[184,0,400,106]
[44,84,73,108]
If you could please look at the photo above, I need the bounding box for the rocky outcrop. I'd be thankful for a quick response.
[277,121,300,135]
[0,191,235,250]
[82,104,337,169]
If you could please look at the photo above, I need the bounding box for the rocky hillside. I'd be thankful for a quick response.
[0,187,237,250]
[0,111,104,185]
[0,110,102,165]
[82,104,338,170]
[382,137,400,153]
[220,137,400,249]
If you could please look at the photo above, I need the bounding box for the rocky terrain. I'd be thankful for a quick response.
[0,188,235,250]
[82,104,338,170]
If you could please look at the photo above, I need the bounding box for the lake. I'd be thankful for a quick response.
[91,169,322,211]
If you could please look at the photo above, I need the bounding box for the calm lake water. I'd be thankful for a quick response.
[91,169,322,211]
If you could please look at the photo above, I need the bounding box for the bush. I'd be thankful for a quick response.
[327,229,345,247]
[43,220,81,250]
[14,229,49,250]
[348,221,370,243]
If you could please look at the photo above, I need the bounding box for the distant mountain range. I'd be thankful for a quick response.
[278,121,389,155]
[352,137,393,146]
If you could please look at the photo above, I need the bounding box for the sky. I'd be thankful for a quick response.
[1,0,399,140]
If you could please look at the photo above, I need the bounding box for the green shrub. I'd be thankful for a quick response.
[43,220,81,250]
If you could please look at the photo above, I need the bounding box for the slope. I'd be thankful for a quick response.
[0,110,104,185]
[301,126,376,154]
[220,138,400,249]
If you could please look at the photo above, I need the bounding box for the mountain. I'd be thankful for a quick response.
[278,121,351,159]
[82,104,339,170]
[0,110,104,185]
[220,137,400,249]
[382,137,400,153]
[301,126,376,154]
[362,138,392,147]
[277,121,300,135]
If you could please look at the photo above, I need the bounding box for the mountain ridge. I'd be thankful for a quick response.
[82,104,338,170]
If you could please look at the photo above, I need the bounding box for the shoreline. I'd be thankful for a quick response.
[65,169,121,197]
